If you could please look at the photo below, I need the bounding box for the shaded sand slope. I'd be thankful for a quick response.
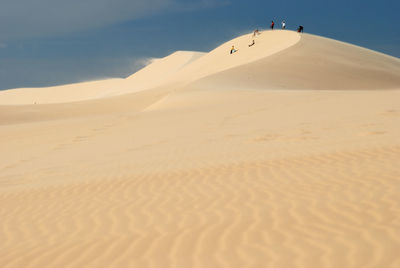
[1,31,400,268]
[0,78,126,105]
[167,30,300,84]
[190,33,400,90]
[125,51,205,85]
[0,85,175,125]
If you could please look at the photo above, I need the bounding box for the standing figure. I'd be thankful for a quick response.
[282,20,286,29]
[270,21,275,30]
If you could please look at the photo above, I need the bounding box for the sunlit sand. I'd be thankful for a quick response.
[1,30,400,267]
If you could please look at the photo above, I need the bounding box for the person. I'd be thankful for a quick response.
[297,25,304,33]
[248,40,255,47]
[270,21,275,30]
[230,45,238,54]
[282,20,286,29]
[253,29,260,37]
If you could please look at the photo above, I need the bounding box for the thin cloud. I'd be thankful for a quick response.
[174,0,231,11]
[0,0,224,41]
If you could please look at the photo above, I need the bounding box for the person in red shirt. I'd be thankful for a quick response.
[270,21,275,30]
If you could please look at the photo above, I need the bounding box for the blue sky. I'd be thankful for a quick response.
[0,0,399,90]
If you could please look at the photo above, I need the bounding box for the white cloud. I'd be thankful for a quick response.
[0,0,223,41]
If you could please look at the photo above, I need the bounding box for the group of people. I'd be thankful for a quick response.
[269,20,285,30]
[269,20,303,32]
[230,21,304,54]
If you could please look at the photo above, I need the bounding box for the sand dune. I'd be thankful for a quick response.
[1,30,400,267]
[126,51,205,85]
[0,78,126,105]
[0,51,204,105]
[191,33,400,91]
[0,30,301,105]
[1,30,399,106]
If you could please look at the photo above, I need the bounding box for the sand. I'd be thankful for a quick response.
[1,30,400,267]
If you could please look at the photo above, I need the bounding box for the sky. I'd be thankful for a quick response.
[0,0,399,90]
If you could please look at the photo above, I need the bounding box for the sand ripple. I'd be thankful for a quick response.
[1,146,399,267]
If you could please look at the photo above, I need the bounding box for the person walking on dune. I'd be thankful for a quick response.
[230,45,238,54]
[282,20,286,29]
[253,29,260,37]
[270,21,275,30]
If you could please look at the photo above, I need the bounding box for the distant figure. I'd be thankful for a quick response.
[230,45,238,54]
[297,25,304,33]
[253,29,260,37]
[248,40,255,47]
[282,21,286,29]
[270,21,275,30]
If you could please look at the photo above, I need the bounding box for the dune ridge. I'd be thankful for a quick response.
[0,30,302,105]
[1,30,400,267]
[0,51,205,105]
[1,30,399,106]
[190,33,400,91]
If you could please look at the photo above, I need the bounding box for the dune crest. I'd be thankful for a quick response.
[190,33,400,91]
[1,30,399,105]
[0,30,303,105]
[0,51,205,105]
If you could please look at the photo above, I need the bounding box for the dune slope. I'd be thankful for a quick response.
[1,31,400,268]
[189,33,400,91]
[0,31,301,105]
[0,51,204,105]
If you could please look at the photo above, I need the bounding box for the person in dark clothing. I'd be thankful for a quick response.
[297,25,304,33]
[270,21,275,30]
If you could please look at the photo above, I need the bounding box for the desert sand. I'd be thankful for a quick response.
[1,30,400,268]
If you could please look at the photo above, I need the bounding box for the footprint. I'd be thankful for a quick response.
[381,109,400,117]
[253,134,282,142]
[73,135,90,142]
[358,131,386,137]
